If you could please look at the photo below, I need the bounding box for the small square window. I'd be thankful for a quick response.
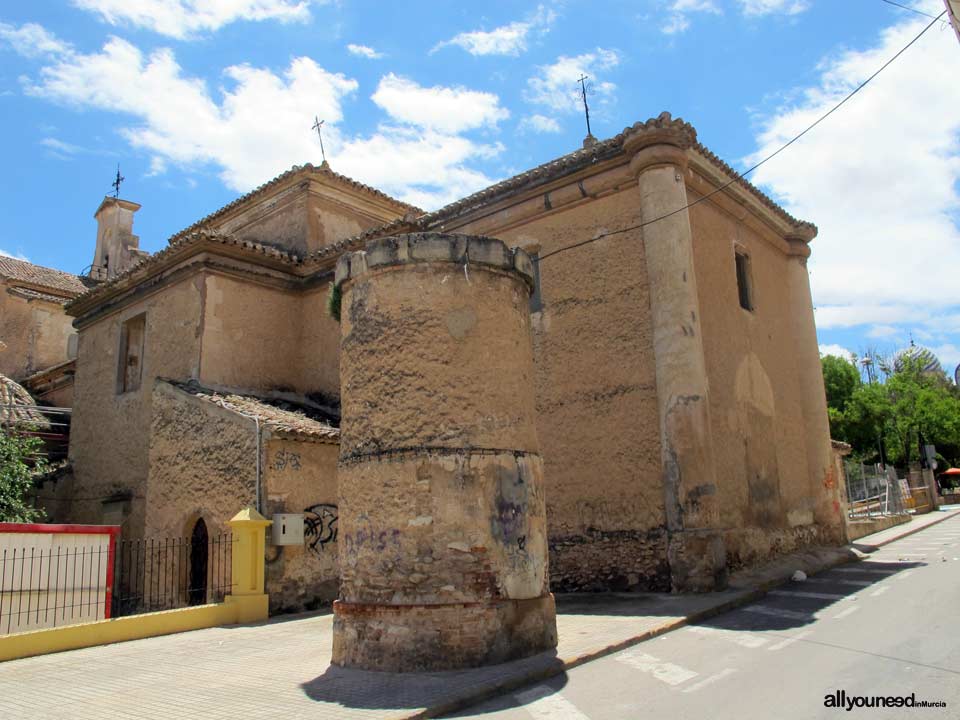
[735,251,753,311]
[117,313,146,394]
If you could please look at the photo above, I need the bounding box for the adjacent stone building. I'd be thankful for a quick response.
[48,113,844,606]
[0,256,92,407]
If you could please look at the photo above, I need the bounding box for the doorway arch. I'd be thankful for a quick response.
[189,518,209,606]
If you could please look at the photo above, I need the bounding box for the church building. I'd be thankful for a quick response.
[40,113,844,610]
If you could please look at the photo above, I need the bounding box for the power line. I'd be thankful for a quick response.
[880,0,949,25]
[538,9,946,264]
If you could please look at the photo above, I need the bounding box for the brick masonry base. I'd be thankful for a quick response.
[331,594,558,672]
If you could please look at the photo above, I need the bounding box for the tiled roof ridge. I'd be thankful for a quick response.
[421,112,811,231]
[303,216,419,264]
[691,141,812,231]
[420,137,622,225]
[170,163,422,242]
[162,378,339,442]
[66,229,304,311]
[0,255,90,296]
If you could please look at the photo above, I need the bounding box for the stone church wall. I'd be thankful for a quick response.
[687,184,834,569]
[0,283,75,381]
[261,437,339,613]
[146,382,341,612]
[438,177,669,591]
[198,274,302,393]
[68,276,204,537]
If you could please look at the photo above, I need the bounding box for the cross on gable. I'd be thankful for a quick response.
[112,165,125,198]
[312,116,327,165]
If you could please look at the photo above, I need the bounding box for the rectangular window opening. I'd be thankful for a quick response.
[117,313,146,394]
[735,251,754,311]
[529,251,544,313]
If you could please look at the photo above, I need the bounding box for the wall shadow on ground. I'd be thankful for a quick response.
[697,559,926,633]
[300,650,565,711]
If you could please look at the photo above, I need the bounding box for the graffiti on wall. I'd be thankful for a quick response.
[304,503,338,554]
[273,449,302,471]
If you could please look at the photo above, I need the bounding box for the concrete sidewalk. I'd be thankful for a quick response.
[852,504,960,547]
[2,508,957,720]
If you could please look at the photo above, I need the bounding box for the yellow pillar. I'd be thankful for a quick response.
[225,506,271,623]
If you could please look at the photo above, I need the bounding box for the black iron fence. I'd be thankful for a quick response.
[0,531,234,634]
[112,533,234,617]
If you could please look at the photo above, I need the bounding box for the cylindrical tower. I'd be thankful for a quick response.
[331,232,557,672]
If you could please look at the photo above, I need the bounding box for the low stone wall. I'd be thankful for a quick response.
[846,514,911,542]
[723,524,834,572]
[548,528,670,592]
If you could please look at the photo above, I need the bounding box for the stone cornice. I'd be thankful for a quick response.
[94,196,141,218]
[334,233,535,294]
[687,150,818,242]
[66,231,305,323]
[169,164,419,243]
[423,112,816,242]
[622,112,697,157]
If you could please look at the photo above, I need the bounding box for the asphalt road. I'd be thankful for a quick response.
[448,516,960,720]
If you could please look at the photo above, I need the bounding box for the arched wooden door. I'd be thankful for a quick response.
[188,518,208,606]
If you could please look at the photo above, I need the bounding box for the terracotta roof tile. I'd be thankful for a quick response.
[166,380,339,443]
[0,256,92,297]
[422,113,813,232]
[303,217,417,264]
[6,286,72,305]
[67,230,304,311]
[171,163,421,242]
[0,373,49,428]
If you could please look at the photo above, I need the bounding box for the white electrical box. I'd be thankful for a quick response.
[271,513,305,546]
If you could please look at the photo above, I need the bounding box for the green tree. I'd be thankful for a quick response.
[884,356,960,467]
[822,354,861,413]
[842,382,892,463]
[0,428,45,522]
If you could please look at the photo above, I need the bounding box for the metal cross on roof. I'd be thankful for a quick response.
[312,116,327,164]
[111,164,124,198]
[577,74,593,140]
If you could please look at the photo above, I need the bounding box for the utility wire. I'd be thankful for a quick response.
[538,9,947,264]
[880,0,949,25]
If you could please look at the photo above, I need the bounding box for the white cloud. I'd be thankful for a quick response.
[346,43,383,59]
[0,22,72,57]
[40,137,84,154]
[336,128,501,209]
[749,7,960,339]
[0,247,28,260]
[71,0,316,40]
[17,29,502,209]
[738,0,809,16]
[526,49,620,114]
[519,114,561,134]
[371,74,509,134]
[433,4,556,56]
[24,37,357,191]
[867,324,900,339]
[661,0,721,35]
[931,343,960,371]
[819,344,855,362]
[660,0,809,34]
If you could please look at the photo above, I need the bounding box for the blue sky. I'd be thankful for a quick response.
[1,1,958,373]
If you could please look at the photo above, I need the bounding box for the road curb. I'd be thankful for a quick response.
[412,512,960,718]
[411,586,791,719]
[411,589,758,720]
[857,509,960,549]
